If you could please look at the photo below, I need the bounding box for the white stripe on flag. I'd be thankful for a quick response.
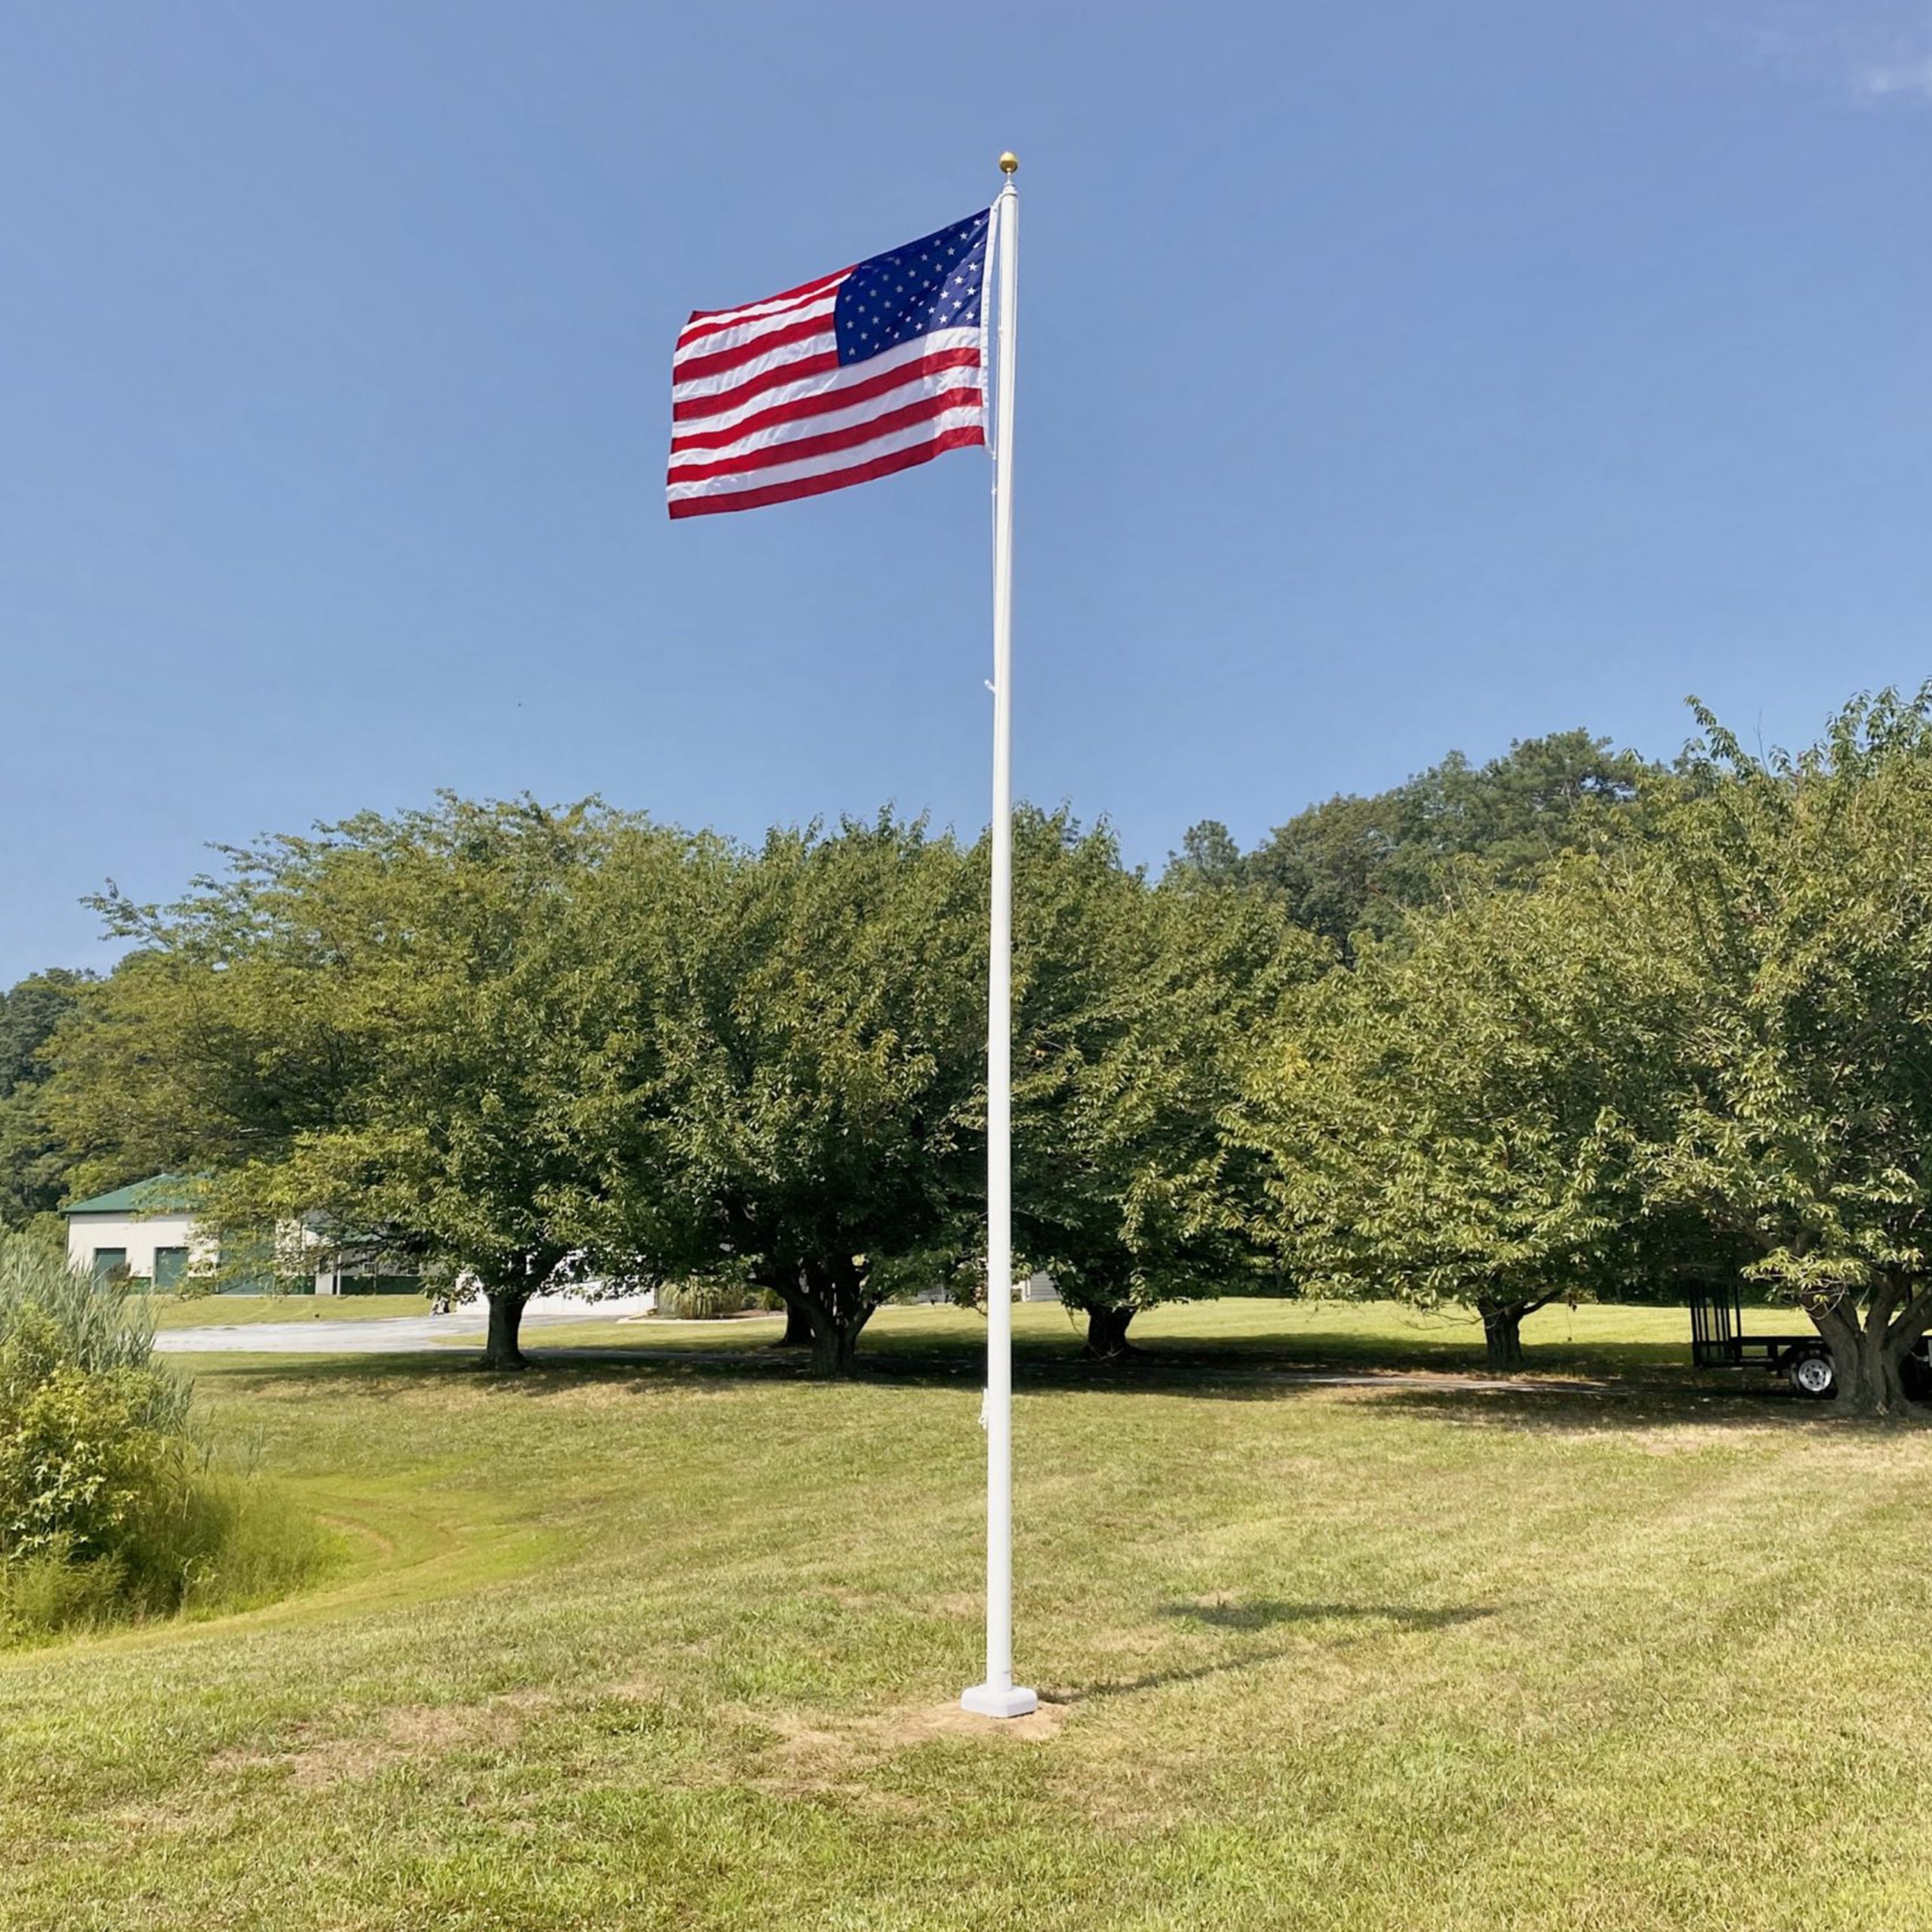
[672,326,983,423]
[673,291,843,366]
[668,362,986,473]
[677,270,848,343]
[671,328,838,408]
[666,405,987,504]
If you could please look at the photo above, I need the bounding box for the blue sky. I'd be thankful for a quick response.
[4,2,1930,983]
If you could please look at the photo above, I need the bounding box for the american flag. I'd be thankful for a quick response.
[668,208,991,519]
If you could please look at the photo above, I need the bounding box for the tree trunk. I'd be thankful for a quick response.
[1083,1303,1139,1360]
[482,1291,528,1371]
[1813,1305,1906,1417]
[802,1292,873,1380]
[1480,1303,1526,1373]
[756,1260,875,1377]
[1804,1278,1932,1418]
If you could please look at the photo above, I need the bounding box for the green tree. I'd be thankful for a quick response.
[1246,691,1932,1408]
[1241,867,1681,1369]
[0,970,90,1233]
[1181,728,1660,954]
[1014,813,1318,1356]
[48,798,669,1368]
[1163,818,1244,890]
[1624,691,1932,1413]
[588,815,986,1377]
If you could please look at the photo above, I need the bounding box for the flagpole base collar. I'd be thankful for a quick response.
[961,1682,1039,1719]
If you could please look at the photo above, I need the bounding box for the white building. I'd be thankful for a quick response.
[62,1175,411,1295]
[63,1177,208,1288]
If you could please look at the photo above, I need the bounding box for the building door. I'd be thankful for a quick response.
[91,1247,128,1284]
[152,1247,189,1291]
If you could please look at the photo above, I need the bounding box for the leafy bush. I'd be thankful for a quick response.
[0,1234,334,1641]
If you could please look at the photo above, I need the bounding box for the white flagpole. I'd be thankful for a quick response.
[962,152,1038,1722]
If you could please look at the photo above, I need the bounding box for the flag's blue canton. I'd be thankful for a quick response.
[834,210,989,368]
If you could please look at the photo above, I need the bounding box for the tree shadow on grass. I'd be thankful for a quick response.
[1059,1601,1498,1704]
[1361,1378,1838,1436]
[183,1334,1814,1435]
[1158,1597,1495,1634]
[182,1340,1581,1398]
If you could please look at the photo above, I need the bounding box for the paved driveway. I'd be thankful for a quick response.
[153,1291,660,1354]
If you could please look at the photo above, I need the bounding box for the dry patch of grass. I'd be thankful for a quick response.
[738,1697,1069,1812]
[209,1692,554,1789]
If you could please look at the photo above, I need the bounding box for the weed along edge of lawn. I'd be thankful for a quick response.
[4,1300,1930,1932]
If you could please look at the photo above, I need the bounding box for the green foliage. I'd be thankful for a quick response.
[0,1352,183,1565]
[655,1281,754,1320]
[1622,688,1932,1409]
[0,1232,192,1604]
[586,808,1321,1367]
[1175,728,1661,953]
[0,1228,174,1381]
[48,801,1012,1377]
[173,1471,340,1620]
[0,1232,331,1639]
[2,1537,134,1635]
[1011,811,1322,1349]
[1167,817,1244,888]
[48,797,678,1365]
[1244,688,1932,1401]
[0,970,89,1097]
[83,716,1926,1401]
[588,814,988,1374]
[1241,871,1687,1363]
[0,968,90,1229]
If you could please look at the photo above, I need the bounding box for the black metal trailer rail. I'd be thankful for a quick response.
[1688,1284,1931,1399]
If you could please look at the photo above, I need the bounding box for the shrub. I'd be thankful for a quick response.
[0,1234,334,1641]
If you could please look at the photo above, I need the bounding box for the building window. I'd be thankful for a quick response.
[153,1247,189,1291]
[91,1247,128,1284]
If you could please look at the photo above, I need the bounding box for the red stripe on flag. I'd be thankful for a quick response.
[666,388,985,485]
[678,267,849,343]
[667,425,986,518]
[672,311,836,386]
[673,294,839,368]
[672,348,842,423]
[668,347,983,454]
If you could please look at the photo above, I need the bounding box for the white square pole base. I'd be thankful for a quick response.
[961,1682,1039,1719]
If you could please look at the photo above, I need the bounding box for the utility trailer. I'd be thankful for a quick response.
[1689,1284,1932,1400]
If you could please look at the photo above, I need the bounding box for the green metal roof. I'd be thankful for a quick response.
[62,1175,200,1217]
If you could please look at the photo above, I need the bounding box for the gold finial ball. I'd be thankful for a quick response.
[998,151,1020,174]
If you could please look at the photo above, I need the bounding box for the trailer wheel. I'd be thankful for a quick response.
[1788,1348,1837,1399]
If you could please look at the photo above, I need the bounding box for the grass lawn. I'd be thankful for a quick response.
[146,1291,428,1329]
[536,1291,1802,1380]
[3,1300,1927,1930]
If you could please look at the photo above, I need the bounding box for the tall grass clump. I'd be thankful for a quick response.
[0,1234,335,1642]
[656,1280,754,1320]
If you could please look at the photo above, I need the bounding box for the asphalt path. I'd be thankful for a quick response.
[153,1291,660,1354]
